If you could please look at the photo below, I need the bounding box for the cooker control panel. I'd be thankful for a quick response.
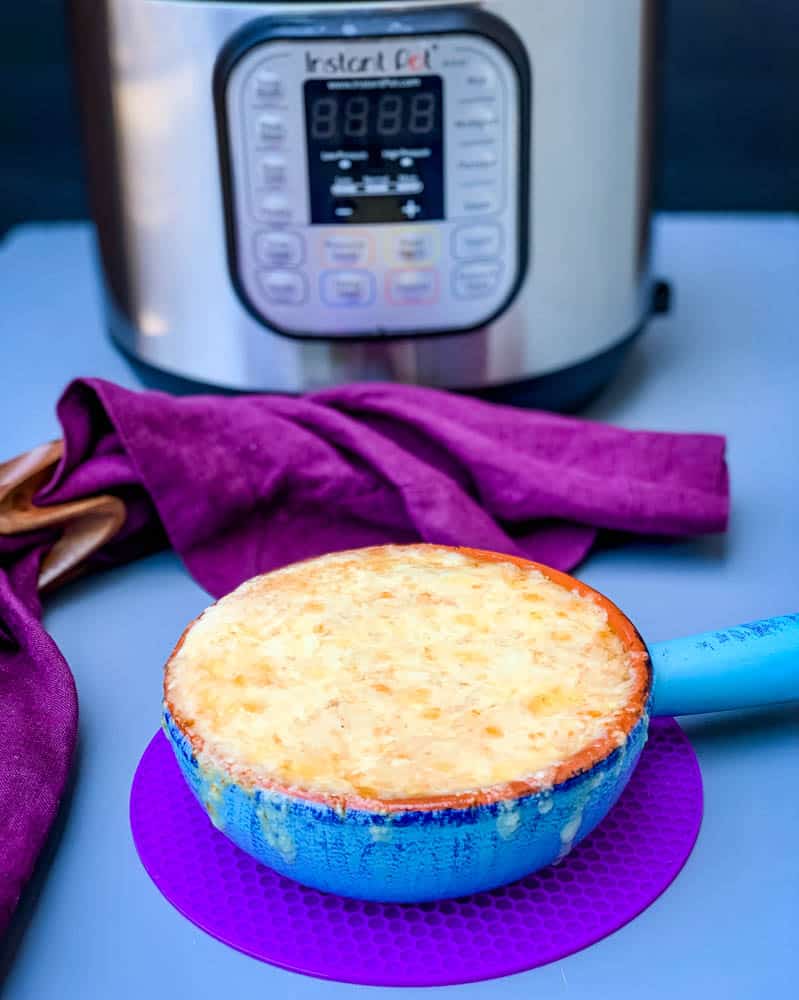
[217,9,530,339]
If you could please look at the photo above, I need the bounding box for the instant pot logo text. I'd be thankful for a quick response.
[305,46,435,75]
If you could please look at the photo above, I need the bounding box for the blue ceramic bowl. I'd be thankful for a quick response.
[162,555,653,903]
[163,705,649,902]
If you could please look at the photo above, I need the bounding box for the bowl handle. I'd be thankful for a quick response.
[650,614,799,717]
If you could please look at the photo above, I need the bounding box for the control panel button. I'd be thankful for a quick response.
[394,229,437,264]
[454,104,500,130]
[260,153,287,186]
[388,269,439,305]
[455,190,502,216]
[322,233,373,268]
[255,230,304,268]
[454,262,503,299]
[253,69,282,101]
[260,193,293,224]
[321,270,375,307]
[256,112,285,143]
[463,62,498,91]
[456,147,498,170]
[258,270,307,305]
[454,224,503,261]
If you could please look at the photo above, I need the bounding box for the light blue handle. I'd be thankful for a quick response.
[650,614,799,717]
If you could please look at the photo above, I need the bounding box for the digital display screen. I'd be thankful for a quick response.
[304,76,444,225]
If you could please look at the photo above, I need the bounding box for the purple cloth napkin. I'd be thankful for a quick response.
[0,378,729,932]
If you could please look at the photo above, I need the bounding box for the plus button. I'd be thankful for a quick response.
[401,199,422,219]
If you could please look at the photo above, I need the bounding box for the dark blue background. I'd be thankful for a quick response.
[1,0,797,235]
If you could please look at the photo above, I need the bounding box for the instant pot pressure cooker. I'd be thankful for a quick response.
[69,0,666,407]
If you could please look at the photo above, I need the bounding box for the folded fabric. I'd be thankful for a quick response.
[0,378,729,933]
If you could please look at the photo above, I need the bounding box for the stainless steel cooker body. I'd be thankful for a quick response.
[70,0,660,402]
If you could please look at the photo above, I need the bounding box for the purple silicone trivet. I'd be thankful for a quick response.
[130,718,702,987]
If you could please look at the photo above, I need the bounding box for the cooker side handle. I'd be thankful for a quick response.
[649,614,799,717]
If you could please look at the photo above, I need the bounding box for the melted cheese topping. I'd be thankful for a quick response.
[165,546,640,800]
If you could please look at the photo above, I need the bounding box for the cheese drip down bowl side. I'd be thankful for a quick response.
[161,547,652,903]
